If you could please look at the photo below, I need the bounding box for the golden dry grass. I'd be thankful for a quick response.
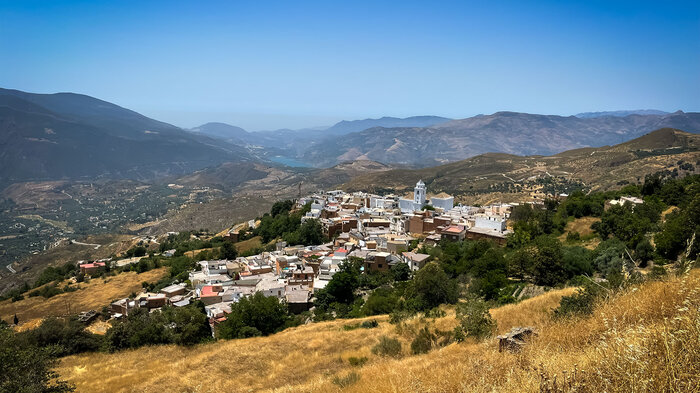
[235,236,264,254]
[55,287,572,392]
[0,268,167,327]
[559,216,599,239]
[184,248,214,258]
[56,271,700,393]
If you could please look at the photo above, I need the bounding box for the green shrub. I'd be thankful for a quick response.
[456,298,496,340]
[566,231,581,241]
[410,327,437,354]
[389,310,414,324]
[361,319,379,329]
[371,336,402,357]
[332,372,361,388]
[23,317,103,356]
[423,308,446,319]
[648,265,668,280]
[28,284,63,299]
[553,282,606,318]
[348,356,368,367]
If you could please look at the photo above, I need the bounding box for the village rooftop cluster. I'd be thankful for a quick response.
[66,182,647,337]
[100,181,522,334]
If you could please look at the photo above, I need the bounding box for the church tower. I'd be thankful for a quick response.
[414,179,426,205]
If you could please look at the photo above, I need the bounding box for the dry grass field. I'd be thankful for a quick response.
[562,216,599,238]
[56,270,700,393]
[235,236,264,254]
[0,268,167,328]
[55,271,700,392]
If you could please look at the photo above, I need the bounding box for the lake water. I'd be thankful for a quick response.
[269,156,311,168]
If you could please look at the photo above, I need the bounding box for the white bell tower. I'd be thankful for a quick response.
[414,180,426,205]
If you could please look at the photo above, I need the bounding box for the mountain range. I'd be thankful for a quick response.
[0,88,254,188]
[341,128,700,203]
[575,109,669,118]
[2,88,699,190]
[299,110,700,167]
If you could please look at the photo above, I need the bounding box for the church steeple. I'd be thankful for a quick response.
[414,180,426,205]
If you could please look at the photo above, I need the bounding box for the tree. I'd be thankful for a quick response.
[0,328,75,392]
[634,239,654,267]
[507,248,534,279]
[361,288,398,316]
[220,241,238,260]
[160,306,211,346]
[218,292,289,339]
[411,262,458,310]
[104,305,210,351]
[594,239,627,278]
[391,262,411,281]
[315,261,361,308]
[561,245,594,277]
[270,200,294,217]
[25,317,103,356]
[532,236,567,286]
[294,219,325,246]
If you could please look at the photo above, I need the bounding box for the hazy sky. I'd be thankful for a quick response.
[1,0,699,131]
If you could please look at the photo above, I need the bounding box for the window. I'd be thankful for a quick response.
[378,264,383,268]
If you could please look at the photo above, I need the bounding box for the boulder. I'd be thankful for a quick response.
[497,326,537,353]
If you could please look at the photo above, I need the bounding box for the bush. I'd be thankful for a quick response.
[566,231,581,242]
[332,372,361,388]
[553,282,607,319]
[410,327,437,354]
[104,305,210,351]
[29,284,63,299]
[361,319,379,329]
[23,317,103,356]
[456,298,496,340]
[389,310,414,324]
[371,336,402,357]
[348,356,368,367]
[423,308,446,319]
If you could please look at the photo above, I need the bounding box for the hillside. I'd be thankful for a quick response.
[55,270,700,392]
[172,159,392,199]
[324,115,452,135]
[575,109,669,118]
[189,122,253,145]
[342,128,700,204]
[0,88,255,188]
[0,268,167,329]
[301,111,700,167]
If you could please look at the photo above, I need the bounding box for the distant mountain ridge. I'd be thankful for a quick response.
[190,122,253,144]
[324,115,452,135]
[0,88,254,188]
[341,128,700,202]
[301,110,700,167]
[576,109,670,118]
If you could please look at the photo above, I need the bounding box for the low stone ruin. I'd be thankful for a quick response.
[497,326,537,353]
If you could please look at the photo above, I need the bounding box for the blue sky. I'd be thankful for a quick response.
[1,0,699,130]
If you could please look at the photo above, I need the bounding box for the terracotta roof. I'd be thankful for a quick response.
[444,225,466,233]
[200,286,220,297]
